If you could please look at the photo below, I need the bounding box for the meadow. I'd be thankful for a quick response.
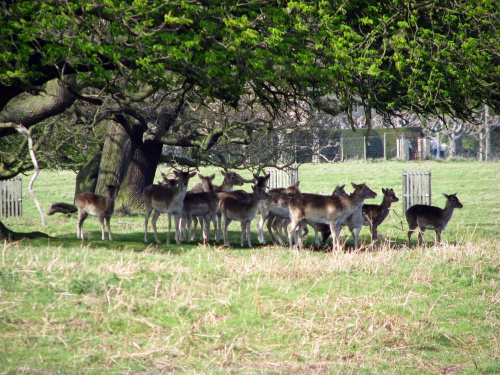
[1,161,499,374]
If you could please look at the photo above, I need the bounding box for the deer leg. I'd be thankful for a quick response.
[174,214,182,244]
[191,216,198,241]
[223,217,232,246]
[435,230,442,245]
[407,224,417,246]
[240,221,246,247]
[144,208,152,243]
[151,210,162,244]
[77,211,88,239]
[418,227,427,247]
[105,216,113,241]
[257,210,268,244]
[351,226,361,249]
[166,213,172,244]
[246,221,252,248]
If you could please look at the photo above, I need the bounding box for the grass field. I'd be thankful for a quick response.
[1,161,499,374]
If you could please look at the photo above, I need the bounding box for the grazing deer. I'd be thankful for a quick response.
[288,183,377,250]
[144,170,196,244]
[219,186,270,247]
[75,184,117,241]
[257,181,301,245]
[406,193,463,246]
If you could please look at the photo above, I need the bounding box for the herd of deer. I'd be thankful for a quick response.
[74,169,463,249]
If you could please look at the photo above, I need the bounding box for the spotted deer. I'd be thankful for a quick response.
[219,185,270,247]
[406,193,463,246]
[257,181,301,245]
[75,184,117,241]
[288,183,377,250]
[144,170,196,244]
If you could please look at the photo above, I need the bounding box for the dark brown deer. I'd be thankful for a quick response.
[75,184,117,241]
[288,183,377,250]
[406,193,463,246]
[360,188,399,242]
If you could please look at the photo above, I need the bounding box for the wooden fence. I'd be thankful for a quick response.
[267,165,299,190]
[402,169,431,214]
[1,177,23,218]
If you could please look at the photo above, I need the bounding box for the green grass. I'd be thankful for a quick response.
[1,161,499,374]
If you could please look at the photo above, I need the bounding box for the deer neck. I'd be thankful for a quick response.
[379,195,393,212]
[218,178,234,192]
[105,192,116,214]
[441,201,456,222]
[345,191,367,210]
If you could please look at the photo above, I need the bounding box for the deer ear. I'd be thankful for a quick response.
[198,173,204,179]
[265,173,270,180]
[220,170,226,176]
[253,173,259,179]
[189,172,196,178]
[443,193,449,198]
[209,173,215,180]
[295,181,300,187]
[382,188,387,194]
[351,182,357,189]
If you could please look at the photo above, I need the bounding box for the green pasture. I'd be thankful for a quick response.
[1,161,499,374]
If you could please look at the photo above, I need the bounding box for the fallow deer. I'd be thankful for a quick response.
[219,185,270,247]
[288,183,377,250]
[359,188,399,242]
[257,181,301,245]
[144,170,196,244]
[406,193,463,246]
[75,184,117,241]
[190,170,254,193]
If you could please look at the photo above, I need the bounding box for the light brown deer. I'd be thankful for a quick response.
[288,183,377,250]
[297,185,349,247]
[190,170,254,193]
[198,172,270,239]
[257,181,301,245]
[180,189,219,244]
[219,186,270,247]
[144,170,196,244]
[406,193,463,246]
[75,184,117,241]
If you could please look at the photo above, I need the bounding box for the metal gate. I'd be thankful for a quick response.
[267,165,299,190]
[1,177,23,218]
[402,169,431,214]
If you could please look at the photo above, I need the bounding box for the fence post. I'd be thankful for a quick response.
[402,169,432,215]
[383,133,387,160]
[363,137,367,160]
[340,138,344,162]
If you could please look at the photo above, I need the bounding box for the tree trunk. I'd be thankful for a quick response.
[95,120,131,195]
[75,149,102,197]
[114,137,162,214]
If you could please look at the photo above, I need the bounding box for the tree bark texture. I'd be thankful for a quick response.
[95,120,131,195]
[75,149,102,197]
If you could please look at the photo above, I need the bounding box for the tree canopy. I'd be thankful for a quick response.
[2,0,499,116]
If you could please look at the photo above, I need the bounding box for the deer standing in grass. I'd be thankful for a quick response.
[257,181,301,245]
[144,170,196,244]
[76,184,117,241]
[219,185,270,247]
[288,183,377,250]
[406,193,463,246]
[198,172,266,239]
